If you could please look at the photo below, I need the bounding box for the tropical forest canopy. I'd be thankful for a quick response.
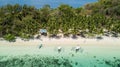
[0,0,120,41]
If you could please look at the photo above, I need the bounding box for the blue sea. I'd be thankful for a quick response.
[0,0,97,8]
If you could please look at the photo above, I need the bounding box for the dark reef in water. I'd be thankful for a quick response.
[1,55,120,67]
[0,55,73,67]
[93,56,120,67]
[104,59,120,67]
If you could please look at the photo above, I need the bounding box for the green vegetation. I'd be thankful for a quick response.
[0,0,120,41]
[83,0,120,19]
[3,34,16,41]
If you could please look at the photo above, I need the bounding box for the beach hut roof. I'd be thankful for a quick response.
[39,29,47,33]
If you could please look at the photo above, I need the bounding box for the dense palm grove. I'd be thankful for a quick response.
[0,0,120,41]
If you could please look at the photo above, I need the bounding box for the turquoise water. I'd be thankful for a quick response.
[0,45,120,67]
[0,0,97,8]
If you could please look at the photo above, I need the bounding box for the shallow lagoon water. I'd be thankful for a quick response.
[0,45,120,67]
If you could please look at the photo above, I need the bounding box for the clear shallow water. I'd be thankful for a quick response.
[0,0,97,8]
[0,45,120,67]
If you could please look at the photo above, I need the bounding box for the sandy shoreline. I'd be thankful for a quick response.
[0,36,120,46]
[0,36,120,60]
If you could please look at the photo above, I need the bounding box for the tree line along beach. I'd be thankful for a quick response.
[0,0,120,41]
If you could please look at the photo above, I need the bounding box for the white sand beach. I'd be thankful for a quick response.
[0,36,120,46]
[0,36,120,60]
